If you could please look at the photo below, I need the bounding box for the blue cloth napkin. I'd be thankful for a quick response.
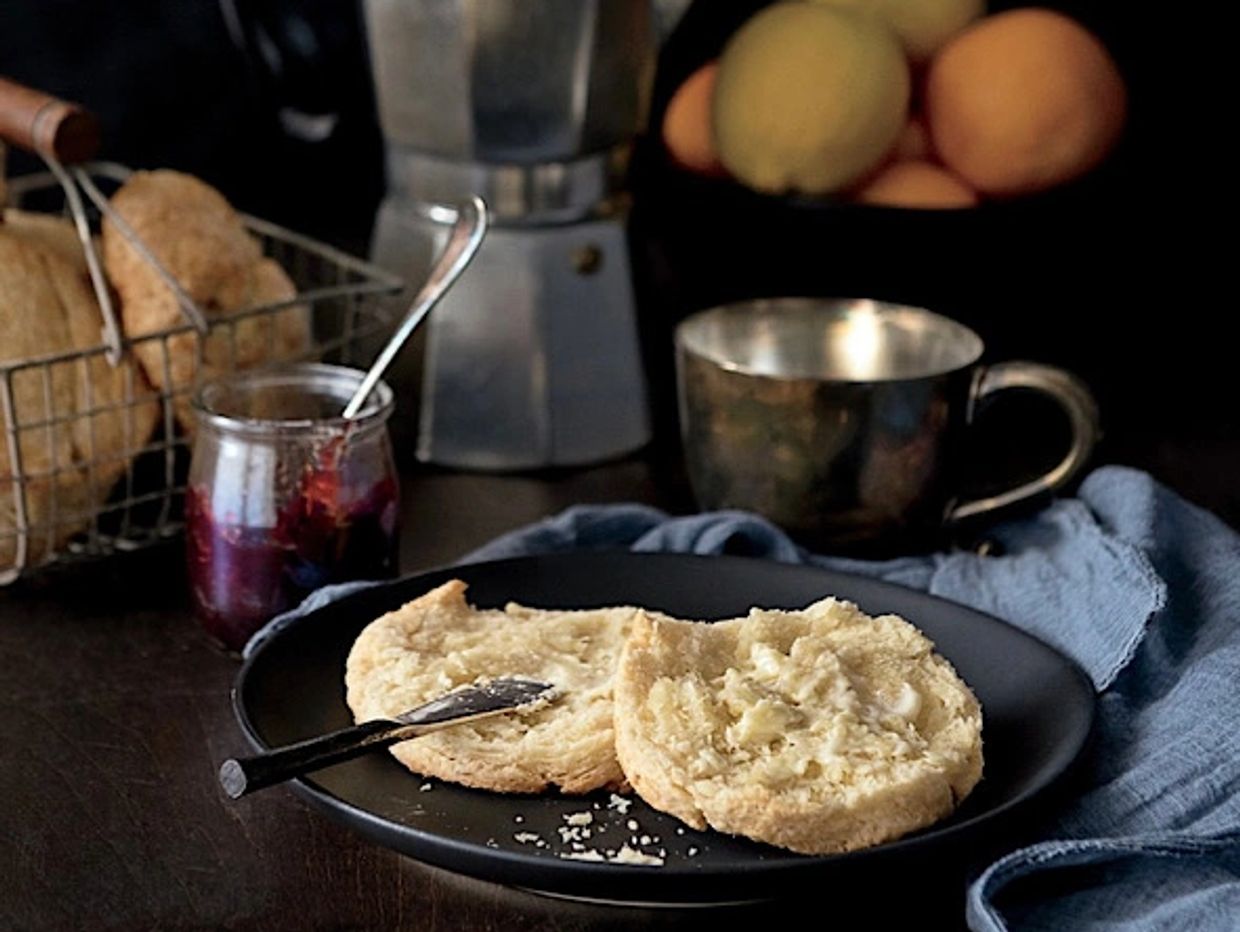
[247,465,1240,930]
[464,465,1240,930]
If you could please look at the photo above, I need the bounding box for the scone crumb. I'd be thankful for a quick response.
[559,850,606,862]
[687,846,699,857]
[608,794,633,814]
[513,832,542,845]
[548,828,667,867]
[611,845,664,866]
[626,819,639,831]
[419,783,433,792]
[564,811,593,826]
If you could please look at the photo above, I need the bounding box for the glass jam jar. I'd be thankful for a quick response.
[186,364,400,651]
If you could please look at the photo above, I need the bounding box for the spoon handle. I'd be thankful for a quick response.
[342,196,489,419]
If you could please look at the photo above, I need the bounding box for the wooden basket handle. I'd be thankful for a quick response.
[0,76,101,163]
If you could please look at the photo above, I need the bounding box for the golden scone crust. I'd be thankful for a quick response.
[101,170,310,434]
[1,229,160,571]
[613,599,983,854]
[2,210,91,277]
[345,580,640,794]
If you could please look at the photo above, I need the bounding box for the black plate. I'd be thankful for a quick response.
[233,552,1094,905]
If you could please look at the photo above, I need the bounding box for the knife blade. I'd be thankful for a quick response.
[219,678,555,799]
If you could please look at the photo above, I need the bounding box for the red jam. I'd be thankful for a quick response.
[186,444,399,651]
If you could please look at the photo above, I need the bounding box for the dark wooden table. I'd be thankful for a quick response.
[0,462,719,932]
[3,439,1236,931]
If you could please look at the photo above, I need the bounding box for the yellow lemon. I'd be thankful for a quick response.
[813,0,986,61]
[714,3,910,195]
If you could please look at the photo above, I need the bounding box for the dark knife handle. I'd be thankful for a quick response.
[219,719,405,799]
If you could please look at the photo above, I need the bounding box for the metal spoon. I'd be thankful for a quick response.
[342,195,489,419]
[218,676,554,799]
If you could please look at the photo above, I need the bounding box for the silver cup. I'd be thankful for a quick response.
[675,298,1100,553]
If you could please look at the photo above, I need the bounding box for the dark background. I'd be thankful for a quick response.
[0,7,1228,929]
[1,0,1230,521]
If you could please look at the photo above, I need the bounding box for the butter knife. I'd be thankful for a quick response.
[219,678,555,799]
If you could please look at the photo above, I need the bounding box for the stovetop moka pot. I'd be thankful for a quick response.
[366,0,655,469]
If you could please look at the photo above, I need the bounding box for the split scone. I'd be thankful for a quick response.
[101,170,310,436]
[1,226,160,573]
[613,599,983,854]
[2,209,92,277]
[345,579,641,794]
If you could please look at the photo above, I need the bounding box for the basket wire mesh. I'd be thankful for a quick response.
[1,164,401,584]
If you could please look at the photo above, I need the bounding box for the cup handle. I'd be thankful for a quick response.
[946,361,1101,524]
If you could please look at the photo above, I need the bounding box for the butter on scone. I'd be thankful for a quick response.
[345,579,641,794]
[612,599,983,855]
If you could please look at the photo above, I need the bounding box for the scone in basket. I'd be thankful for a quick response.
[1,79,401,584]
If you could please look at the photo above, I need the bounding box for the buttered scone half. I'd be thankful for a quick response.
[613,599,983,855]
[346,579,640,794]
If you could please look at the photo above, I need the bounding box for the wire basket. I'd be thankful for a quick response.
[1,164,402,584]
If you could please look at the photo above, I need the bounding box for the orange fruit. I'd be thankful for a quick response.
[925,8,1127,197]
[892,116,933,161]
[662,63,726,177]
[854,160,978,208]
